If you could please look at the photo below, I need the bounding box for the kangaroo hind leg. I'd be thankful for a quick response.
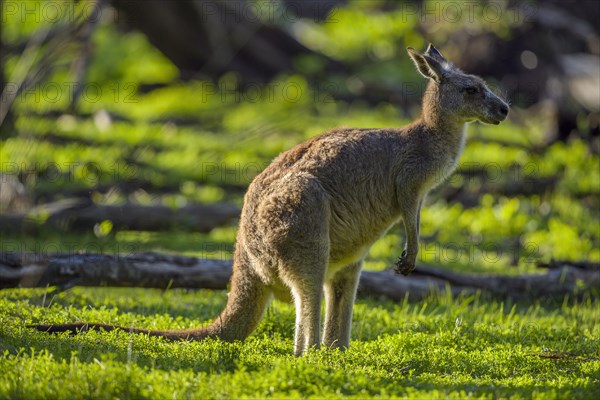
[323,261,362,349]
[288,267,325,356]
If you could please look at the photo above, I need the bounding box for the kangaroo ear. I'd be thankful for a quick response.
[407,47,445,83]
[424,43,446,63]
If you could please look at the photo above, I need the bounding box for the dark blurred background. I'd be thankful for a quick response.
[3,1,599,138]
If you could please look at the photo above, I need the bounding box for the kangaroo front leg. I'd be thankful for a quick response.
[323,262,362,349]
[395,198,422,276]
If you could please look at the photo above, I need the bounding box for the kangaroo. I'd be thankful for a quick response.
[35,45,509,355]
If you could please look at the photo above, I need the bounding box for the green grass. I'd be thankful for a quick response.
[1,288,599,399]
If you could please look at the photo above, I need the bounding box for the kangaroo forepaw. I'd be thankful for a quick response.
[394,254,415,276]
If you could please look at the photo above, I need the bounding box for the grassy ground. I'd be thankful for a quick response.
[1,288,599,399]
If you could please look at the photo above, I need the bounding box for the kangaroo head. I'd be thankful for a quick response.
[407,44,509,125]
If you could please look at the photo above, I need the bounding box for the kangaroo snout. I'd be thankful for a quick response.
[498,103,509,119]
[491,104,509,124]
[485,97,509,125]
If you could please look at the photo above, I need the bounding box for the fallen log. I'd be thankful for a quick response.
[0,198,240,233]
[0,252,231,290]
[1,252,598,301]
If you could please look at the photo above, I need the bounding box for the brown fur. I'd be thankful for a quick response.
[34,45,509,356]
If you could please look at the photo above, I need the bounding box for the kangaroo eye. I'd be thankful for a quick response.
[465,86,479,94]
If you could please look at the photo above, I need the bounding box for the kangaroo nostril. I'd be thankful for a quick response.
[499,105,509,117]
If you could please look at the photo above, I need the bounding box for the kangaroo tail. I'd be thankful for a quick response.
[32,322,196,340]
[33,259,272,342]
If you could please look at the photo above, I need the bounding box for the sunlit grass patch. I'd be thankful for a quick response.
[1,288,598,399]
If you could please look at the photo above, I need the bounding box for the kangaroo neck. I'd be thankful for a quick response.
[419,82,465,140]
[421,109,465,135]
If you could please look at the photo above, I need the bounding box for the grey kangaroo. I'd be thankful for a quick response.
[35,45,509,355]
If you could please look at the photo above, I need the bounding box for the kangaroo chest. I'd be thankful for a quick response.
[421,126,466,190]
